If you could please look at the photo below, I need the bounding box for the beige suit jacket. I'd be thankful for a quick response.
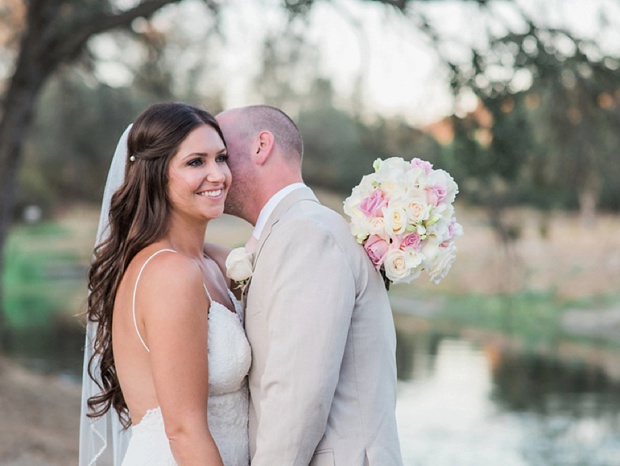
[245,186,402,466]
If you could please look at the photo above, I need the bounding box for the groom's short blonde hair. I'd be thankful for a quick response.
[240,105,303,161]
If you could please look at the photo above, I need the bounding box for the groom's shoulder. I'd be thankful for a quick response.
[278,201,362,254]
[284,199,348,234]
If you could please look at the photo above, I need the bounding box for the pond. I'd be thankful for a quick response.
[394,315,620,466]
[2,300,620,465]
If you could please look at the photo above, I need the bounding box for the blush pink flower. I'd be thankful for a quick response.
[411,158,433,175]
[359,189,388,218]
[400,232,422,251]
[364,235,390,269]
[441,218,463,246]
[426,184,448,206]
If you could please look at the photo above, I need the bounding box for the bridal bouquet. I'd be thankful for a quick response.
[343,157,463,287]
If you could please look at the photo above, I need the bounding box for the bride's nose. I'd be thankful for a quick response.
[206,164,226,183]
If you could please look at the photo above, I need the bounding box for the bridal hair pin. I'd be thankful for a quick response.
[129,155,136,162]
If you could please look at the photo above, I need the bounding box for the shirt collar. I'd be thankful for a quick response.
[252,182,306,240]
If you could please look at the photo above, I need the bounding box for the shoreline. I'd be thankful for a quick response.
[4,305,620,466]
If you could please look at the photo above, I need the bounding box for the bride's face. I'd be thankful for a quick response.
[166,124,231,222]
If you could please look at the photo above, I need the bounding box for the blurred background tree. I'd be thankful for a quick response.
[448,18,620,226]
[1,0,620,329]
[0,0,196,327]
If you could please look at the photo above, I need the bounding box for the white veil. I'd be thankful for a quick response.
[79,124,132,466]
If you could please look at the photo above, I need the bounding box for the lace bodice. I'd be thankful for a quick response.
[121,254,251,466]
[208,293,251,396]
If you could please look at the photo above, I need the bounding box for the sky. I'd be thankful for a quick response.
[91,0,620,127]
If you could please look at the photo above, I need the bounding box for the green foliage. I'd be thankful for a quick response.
[299,78,443,193]
[2,222,85,328]
[448,23,620,213]
[434,291,620,350]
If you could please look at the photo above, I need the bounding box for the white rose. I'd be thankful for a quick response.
[368,216,387,237]
[374,158,408,198]
[404,249,423,270]
[374,157,409,175]
[404,167,430,190]
[428,243,457,285]
[421,236,440,269]
[426,216,450,243]
[404,196,430,224]
[349,215,372,243]
[383,248,422,284]
[225,247,253,283]
[383,201,408,235]
[383,248,412,283]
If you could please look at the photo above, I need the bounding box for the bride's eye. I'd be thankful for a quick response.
[216,153,229,163]
[187,158,204,167]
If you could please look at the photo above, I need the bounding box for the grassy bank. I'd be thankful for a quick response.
[4,199,620,338]
[394,290,620,346]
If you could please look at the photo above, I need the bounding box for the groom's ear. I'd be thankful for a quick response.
[251,130,275,165]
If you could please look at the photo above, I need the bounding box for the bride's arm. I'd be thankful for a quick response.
[140,253,224,466]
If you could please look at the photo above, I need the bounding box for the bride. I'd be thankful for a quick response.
[79,102,250,465]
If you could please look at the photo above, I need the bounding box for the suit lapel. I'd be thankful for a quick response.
[242,186,319,315]
[253,186,319,267]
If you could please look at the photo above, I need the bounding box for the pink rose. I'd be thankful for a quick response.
[448,218,457,239]
[411,158,433,174]
[426,184,447,206]
[441,218,462,246]
[400,232,422,251]
[359,189,388,218]
[364,235,390,269]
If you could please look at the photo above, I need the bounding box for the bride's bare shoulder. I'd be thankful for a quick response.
[128,245,201,291]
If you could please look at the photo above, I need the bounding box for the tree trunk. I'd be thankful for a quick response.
[0,0,184,333]
[0,13,54,334]
[578,171,600,229]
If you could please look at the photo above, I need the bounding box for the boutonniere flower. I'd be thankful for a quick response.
[225,247,253,289]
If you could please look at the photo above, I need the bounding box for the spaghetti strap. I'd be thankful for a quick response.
[203,283,213,303]
[132,249,177,353]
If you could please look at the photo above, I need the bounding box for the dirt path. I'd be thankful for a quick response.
[0,357,80,466]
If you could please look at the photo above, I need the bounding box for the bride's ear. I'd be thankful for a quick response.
[251,131,274,165]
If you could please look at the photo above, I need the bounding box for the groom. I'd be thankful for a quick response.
[217,105,403,466]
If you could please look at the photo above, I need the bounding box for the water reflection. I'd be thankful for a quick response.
[4,306,620,464]
[0,314,85,379]
[492,350,620,413]
[395,317,620,466]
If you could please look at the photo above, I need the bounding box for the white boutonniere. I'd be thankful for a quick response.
[225,247,253,289]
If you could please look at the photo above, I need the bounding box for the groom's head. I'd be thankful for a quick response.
[216,105,304,225]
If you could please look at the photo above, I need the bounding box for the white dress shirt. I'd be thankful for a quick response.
[251,183,306,241]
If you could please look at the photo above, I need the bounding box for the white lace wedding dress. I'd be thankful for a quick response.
[121,252,251,466]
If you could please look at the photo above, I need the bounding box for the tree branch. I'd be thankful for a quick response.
[48,0,184,64]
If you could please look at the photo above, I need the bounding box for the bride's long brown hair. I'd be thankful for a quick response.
[86,102,226,427]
